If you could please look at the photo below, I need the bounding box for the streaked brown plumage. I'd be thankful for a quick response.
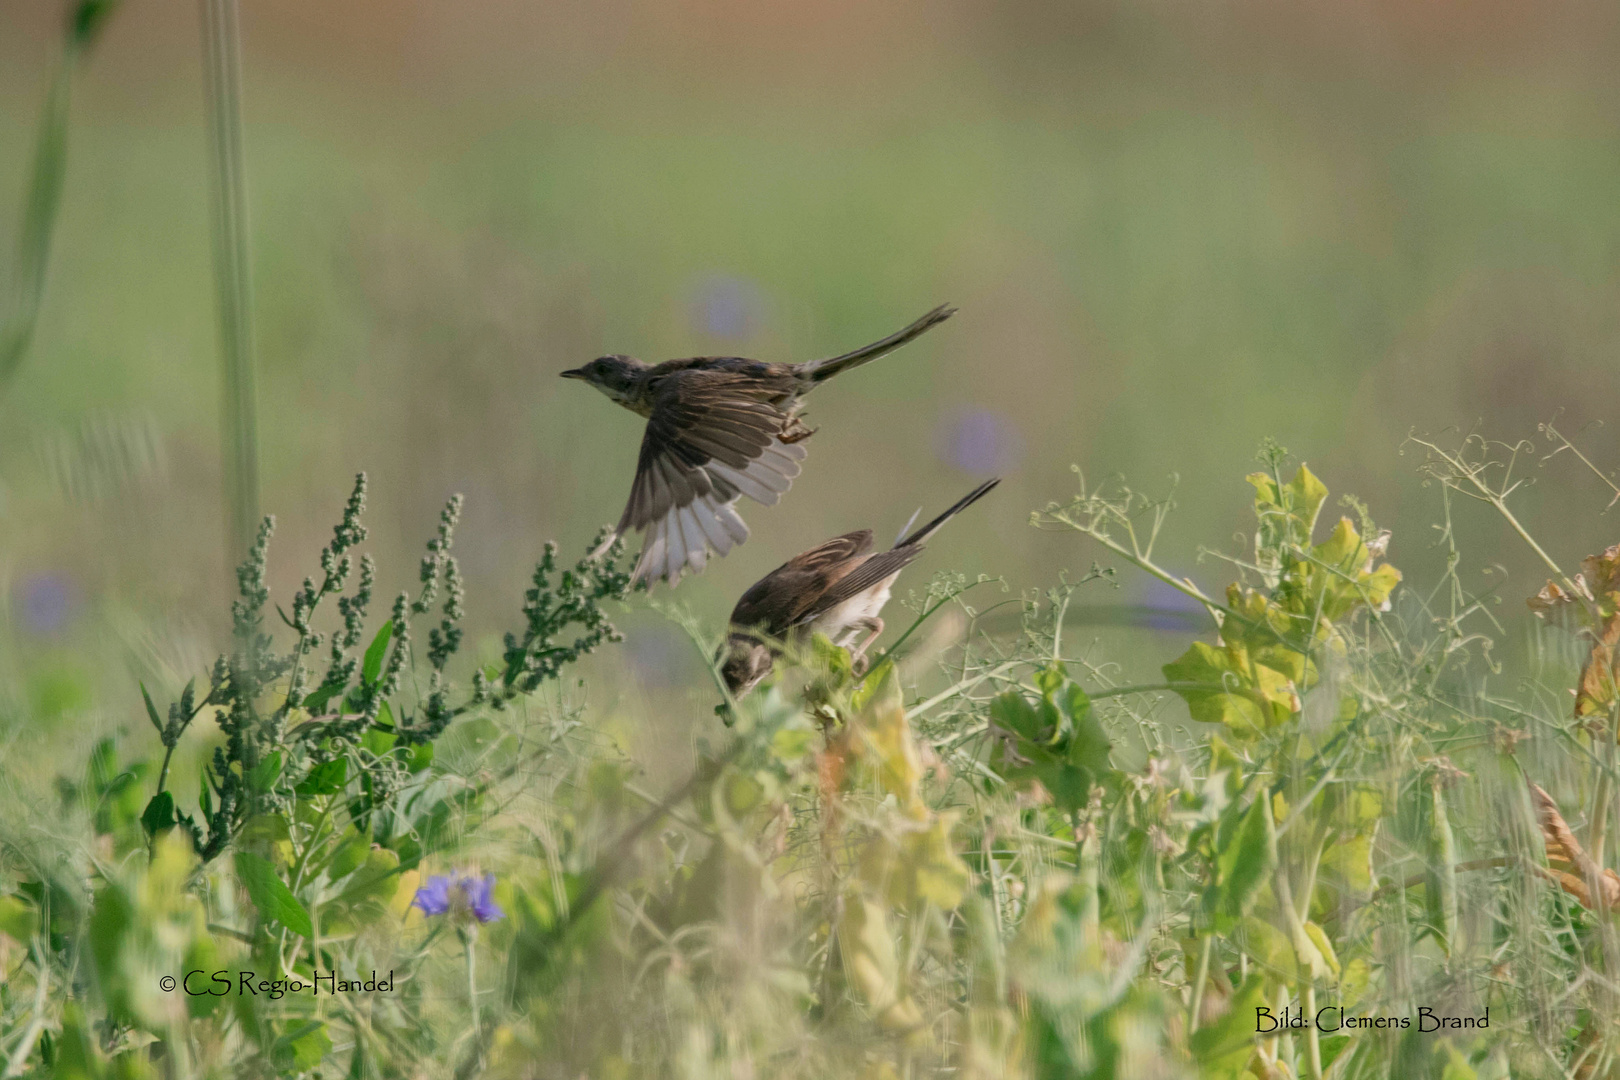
[720,478,1001,697]
[561,305,956,586]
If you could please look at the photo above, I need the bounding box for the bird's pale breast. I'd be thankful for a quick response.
[810,575,897,642]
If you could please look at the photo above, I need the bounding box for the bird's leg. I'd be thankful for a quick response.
[781,417,817,445]
[847,617,885,676]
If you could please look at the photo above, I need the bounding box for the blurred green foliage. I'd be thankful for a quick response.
[5,0,1620,655]
[4,1,1620,1077]
[6,446,1620,1077]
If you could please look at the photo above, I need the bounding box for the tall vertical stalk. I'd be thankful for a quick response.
[0,2,122,393]
[199,0,261,563]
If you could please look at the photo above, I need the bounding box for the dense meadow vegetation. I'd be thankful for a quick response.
[5,431,1620,1079]
[7,1,1620,1077]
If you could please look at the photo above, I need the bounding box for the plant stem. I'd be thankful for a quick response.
[1187,933,1213,1034]
[0,65,70,394]
[1055,513,1225,618]
[462,926,482,1056]
[199,0,261,565]
[1,941,50,1078]
[1301,981,1322,1080]
[156,743,177,795]
[0,3,121,392]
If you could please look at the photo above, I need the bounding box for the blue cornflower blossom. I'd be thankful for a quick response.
[412,871,504,924]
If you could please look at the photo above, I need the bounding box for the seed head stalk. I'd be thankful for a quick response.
[200,0,261,566]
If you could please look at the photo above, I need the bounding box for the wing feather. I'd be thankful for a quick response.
[728,531,875,634]
[662,507,685,584]
[677,504,708,572]
[715,500,750,544]
[706,461,783,505]
[792,548,923,626]
[615,368,814,586]
[690,497,734,556]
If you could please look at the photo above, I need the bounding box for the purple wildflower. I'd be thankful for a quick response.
[689,275,763,340]
[17,572,77,636]
[412,871,504,924]
[412,874,453,916]
[461,873,504,924]
[935,408,1023,476]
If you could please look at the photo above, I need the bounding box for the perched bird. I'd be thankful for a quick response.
[561,305,956,586]
[720,478,1000,697]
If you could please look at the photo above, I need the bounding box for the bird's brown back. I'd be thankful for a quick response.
[729,529,876,636]
[646,356,798,389]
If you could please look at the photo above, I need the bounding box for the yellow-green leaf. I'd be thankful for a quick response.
[0,894,37,943]
[839,894,924,1031]
[1303,920,1341,980]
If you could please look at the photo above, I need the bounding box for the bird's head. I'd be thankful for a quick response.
[559,354,647,406]
[719,633,775,698]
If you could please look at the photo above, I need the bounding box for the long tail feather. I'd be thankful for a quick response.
[895,477,1001,549]
[796,304,956,384]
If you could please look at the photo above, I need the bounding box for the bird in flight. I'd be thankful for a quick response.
[719,477,1000,697]
[561,305,956,586]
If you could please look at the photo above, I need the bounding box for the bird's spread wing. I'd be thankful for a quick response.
[620,370,807,585]
[790,546,924,626]
[729,530,875,636]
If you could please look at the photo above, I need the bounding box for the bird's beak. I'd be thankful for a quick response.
[559,368,586,380]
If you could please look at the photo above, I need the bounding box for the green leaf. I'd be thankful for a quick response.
[839,893,924,1031]
[234,851,314,939]
[71,0,122,48]
[1303,920,1341,980]
[296,757,348,797]
[360,728,397,757]
[1190,973,1266,1078]
[990,691,1043,743]
[1164,642,1257,730]
[1317,832,1374,896]
[0,894,37,942]
[1163,641,1297,737]
[140,681,164,735]
[246,750,282,792]
[139,791,175,836]
[300,680,347,714]
[335,848,401,908]
[808,631,852,681]
[87,879,134,1023]
[1288,464,1329,536]
[1207,734,1244,798]
[237,814,291,844]
[1207,790,1278,929]
[326,828,370,881]
[851,657,895,712]
[1429,781,1459,956]
[1234,915,1296,979]
[858,815,971,911]
[274,1020,332,1072]
[407,740,433,773]
[88,737,118,794]
[770,726,814,763]
[1062,694,1111,776]
[1439,1040,1479,1080]
[361,620,394,685]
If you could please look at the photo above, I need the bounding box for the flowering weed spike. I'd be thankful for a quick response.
[143,484,627,860]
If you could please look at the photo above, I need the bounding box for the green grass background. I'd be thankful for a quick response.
[3,0,1620,730]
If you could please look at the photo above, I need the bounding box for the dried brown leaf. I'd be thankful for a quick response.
[1530,783,1620,909]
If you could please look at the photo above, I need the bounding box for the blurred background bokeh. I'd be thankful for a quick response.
[3,0,1620,736]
